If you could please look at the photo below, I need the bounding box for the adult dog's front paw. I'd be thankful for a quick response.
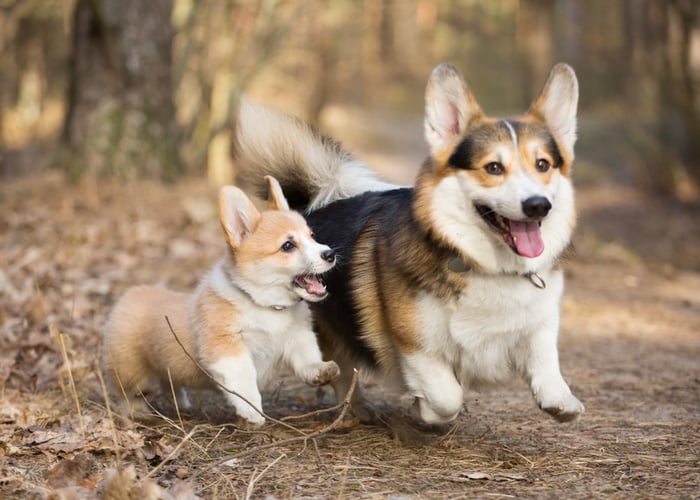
[537,391,585,422]
[307,361,340,386]
[532,378,584,422]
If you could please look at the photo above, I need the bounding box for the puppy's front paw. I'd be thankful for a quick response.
[307,361,340,386]
[235,408,266,428]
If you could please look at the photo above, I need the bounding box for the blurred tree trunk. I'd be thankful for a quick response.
[361,0,391,97]
[624,0,699,198]
[517,0,554,105]
[668,0,700,196]
[63,0,181,180]
[307,0,331,126]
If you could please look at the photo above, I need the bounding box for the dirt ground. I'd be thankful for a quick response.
[1,164,699,498]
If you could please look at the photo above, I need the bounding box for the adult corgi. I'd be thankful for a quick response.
[102,176,339,425]
[232,63,584,424]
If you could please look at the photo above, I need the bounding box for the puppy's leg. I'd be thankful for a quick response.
[400,352,464,425]
[524,321,584,422]
[176,387,192,411]
[159,380,192,412]
[206,352,265,426]
[112,390,151,421]
[284,327,340,386]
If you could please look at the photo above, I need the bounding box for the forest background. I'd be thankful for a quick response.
[1,1,699,498]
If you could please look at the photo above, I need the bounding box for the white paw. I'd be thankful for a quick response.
[236,406,266,427]
[415,397,461,425]
[533,383,584,422]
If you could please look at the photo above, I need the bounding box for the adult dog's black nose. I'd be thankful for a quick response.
[321,249,336,263]
[522,196,552,219]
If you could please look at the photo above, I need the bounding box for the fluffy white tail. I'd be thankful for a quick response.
[232,99,396,211]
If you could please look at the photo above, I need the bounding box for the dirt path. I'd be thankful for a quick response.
[0,172,698,498]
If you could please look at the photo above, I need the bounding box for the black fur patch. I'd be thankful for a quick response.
[447,123,512,170]
[306,188,464,367]
[547,135,564,168]
[447,137,476,169]
[306,193,385,365]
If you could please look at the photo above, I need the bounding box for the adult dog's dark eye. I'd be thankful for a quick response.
[484,162,505,176]
[536,158,551,173]
[281,241,296,252]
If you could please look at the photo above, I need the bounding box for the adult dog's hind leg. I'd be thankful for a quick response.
[317,331,376,422]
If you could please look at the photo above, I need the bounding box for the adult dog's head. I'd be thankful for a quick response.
[414,63,578,274]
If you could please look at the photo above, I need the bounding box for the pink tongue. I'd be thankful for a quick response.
[300,275,326,295]
[509,220,544,258]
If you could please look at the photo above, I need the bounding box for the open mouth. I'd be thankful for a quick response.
[293,274,328,298]
[475,204,545,258]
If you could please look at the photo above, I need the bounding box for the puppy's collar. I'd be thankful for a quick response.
[235,283,292,311]
[448,257,546,289]
[221,266,292,310]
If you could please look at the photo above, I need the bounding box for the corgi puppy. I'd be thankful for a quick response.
[102,176,340,426]
[232,63,584,425]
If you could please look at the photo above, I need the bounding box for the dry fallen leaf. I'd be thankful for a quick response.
[102,466,202,500]
[45,452,96,489]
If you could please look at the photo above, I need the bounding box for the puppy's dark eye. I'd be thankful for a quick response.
[536,158,551,173]
[484,162,505,176]
[281,241,296,252]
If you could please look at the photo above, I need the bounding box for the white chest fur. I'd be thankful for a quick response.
[417,269,564,387]
[205,262,309,385]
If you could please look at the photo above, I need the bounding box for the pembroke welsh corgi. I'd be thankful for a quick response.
[102,176,340,426]
[232,63,584,425]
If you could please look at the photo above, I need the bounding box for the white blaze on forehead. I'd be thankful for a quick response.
[502,120,520,168]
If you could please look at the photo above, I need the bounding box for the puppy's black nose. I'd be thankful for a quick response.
[522,196,552,219]
[321,249,336,263]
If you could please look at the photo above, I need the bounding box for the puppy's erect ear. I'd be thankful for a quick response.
[529,63,579,156]
[265,175,290,211]
[219,185,261,249]
[424,63,483,156]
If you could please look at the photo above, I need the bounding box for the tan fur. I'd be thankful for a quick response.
[190,286,244,366]
[349,225,423,363]
[237,211,312,261]
[103,286,206,397]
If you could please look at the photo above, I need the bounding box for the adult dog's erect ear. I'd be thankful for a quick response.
[529,63,579,156]
[424,63,483,156]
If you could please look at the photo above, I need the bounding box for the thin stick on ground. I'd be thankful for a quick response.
[245,452,287,500]
[145,425,201,479]
[95,363,123,469]
[190,368,359,481]
[166,367,185,431]
[165,315,309,435]
[54,326,85,438]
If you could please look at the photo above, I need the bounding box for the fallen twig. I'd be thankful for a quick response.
[245,452,287,500]
[165,316,308,435]
[190,368,359,481]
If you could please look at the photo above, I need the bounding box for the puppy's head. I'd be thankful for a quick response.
[416,63,578,272]
[219,176,336,305]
